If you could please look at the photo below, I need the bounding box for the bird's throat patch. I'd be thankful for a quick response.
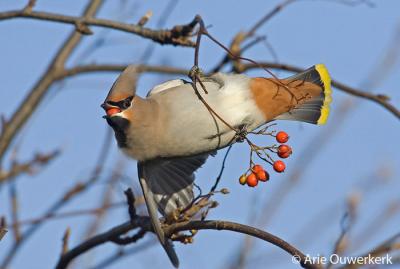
[106,116,130,148]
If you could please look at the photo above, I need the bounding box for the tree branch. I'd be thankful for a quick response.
[0,150,60,184]
[0,9,196,47]
[59,64,188,79]
[55,218,321,269]
[55,218,151,269]
[0,228,7,242]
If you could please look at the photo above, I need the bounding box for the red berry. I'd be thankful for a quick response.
[246,173,258,187]
[256,169,269,182]
[252,164,263,173]
[239,174,247,185]
[273,160,286,173]
[276,131,289,143]
[277,145,292,158]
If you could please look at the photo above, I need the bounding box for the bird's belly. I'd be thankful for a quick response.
[156,115,237,158]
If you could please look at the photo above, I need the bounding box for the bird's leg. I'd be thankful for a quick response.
[188,65,209,94]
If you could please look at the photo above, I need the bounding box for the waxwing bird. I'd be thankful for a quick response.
[101,64,332,267]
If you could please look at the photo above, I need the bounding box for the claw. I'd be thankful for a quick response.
[188,65,205,80]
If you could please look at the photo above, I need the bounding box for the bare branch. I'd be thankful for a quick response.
[60,64,188,79]
[0,9,196,47]
[56,218,321,269]
[55,218,151,269]
[0,229,6,242]
[245,0,297,39]
[61,227,71,255]
[0,150,60,183]
[0,218,7,241]
[8,182,21,242]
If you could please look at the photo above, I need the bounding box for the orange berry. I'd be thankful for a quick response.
[273,160,286,173]
[276,131,289,143]
[106,107,121,117]
[277,145,292,158]
[256,170,269,182]
[252,164,263,173]
[246,173,258,187]
[239,174,247,185]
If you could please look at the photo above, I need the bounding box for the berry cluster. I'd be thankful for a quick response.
[239,131,293,187]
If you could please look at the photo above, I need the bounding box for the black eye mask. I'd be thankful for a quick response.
[107,96,134,110]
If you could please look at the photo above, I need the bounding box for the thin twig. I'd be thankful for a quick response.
[327,213,352,269]
[61,227,71,255]
[8,182,21,242]
[340,232,400,269]
[60,64,188,79]
[124,188,137,223]
[210,145,232,192]
[8,202,126,228]
[0,228,7,242]
[139,0,180,62]
[0,150,60,184]
[246,0,297,39]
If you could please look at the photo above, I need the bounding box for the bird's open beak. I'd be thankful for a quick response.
[101,102,121,118]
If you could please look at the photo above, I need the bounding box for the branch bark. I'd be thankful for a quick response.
[55,218,321,269]
[0,9,196,47]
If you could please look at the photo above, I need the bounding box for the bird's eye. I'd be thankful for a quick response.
[121,96,133,109]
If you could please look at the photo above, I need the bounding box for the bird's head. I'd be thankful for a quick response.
[101,65,137,147]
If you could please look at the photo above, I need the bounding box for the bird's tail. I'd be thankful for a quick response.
[274,64,332,124]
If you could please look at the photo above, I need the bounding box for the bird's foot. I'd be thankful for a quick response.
[188,65,205,80]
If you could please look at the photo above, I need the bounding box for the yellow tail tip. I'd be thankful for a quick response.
[315,64,332,125]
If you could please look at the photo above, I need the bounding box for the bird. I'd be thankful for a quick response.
[101,64,332,268]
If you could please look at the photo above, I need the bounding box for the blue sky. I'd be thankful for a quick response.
[0,1,399,268]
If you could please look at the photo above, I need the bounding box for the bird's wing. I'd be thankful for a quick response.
[137,153,211,268]
[147,79,189,97]
[147,75,226,97]
[138,167,179,268]
[140,153,210,215]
